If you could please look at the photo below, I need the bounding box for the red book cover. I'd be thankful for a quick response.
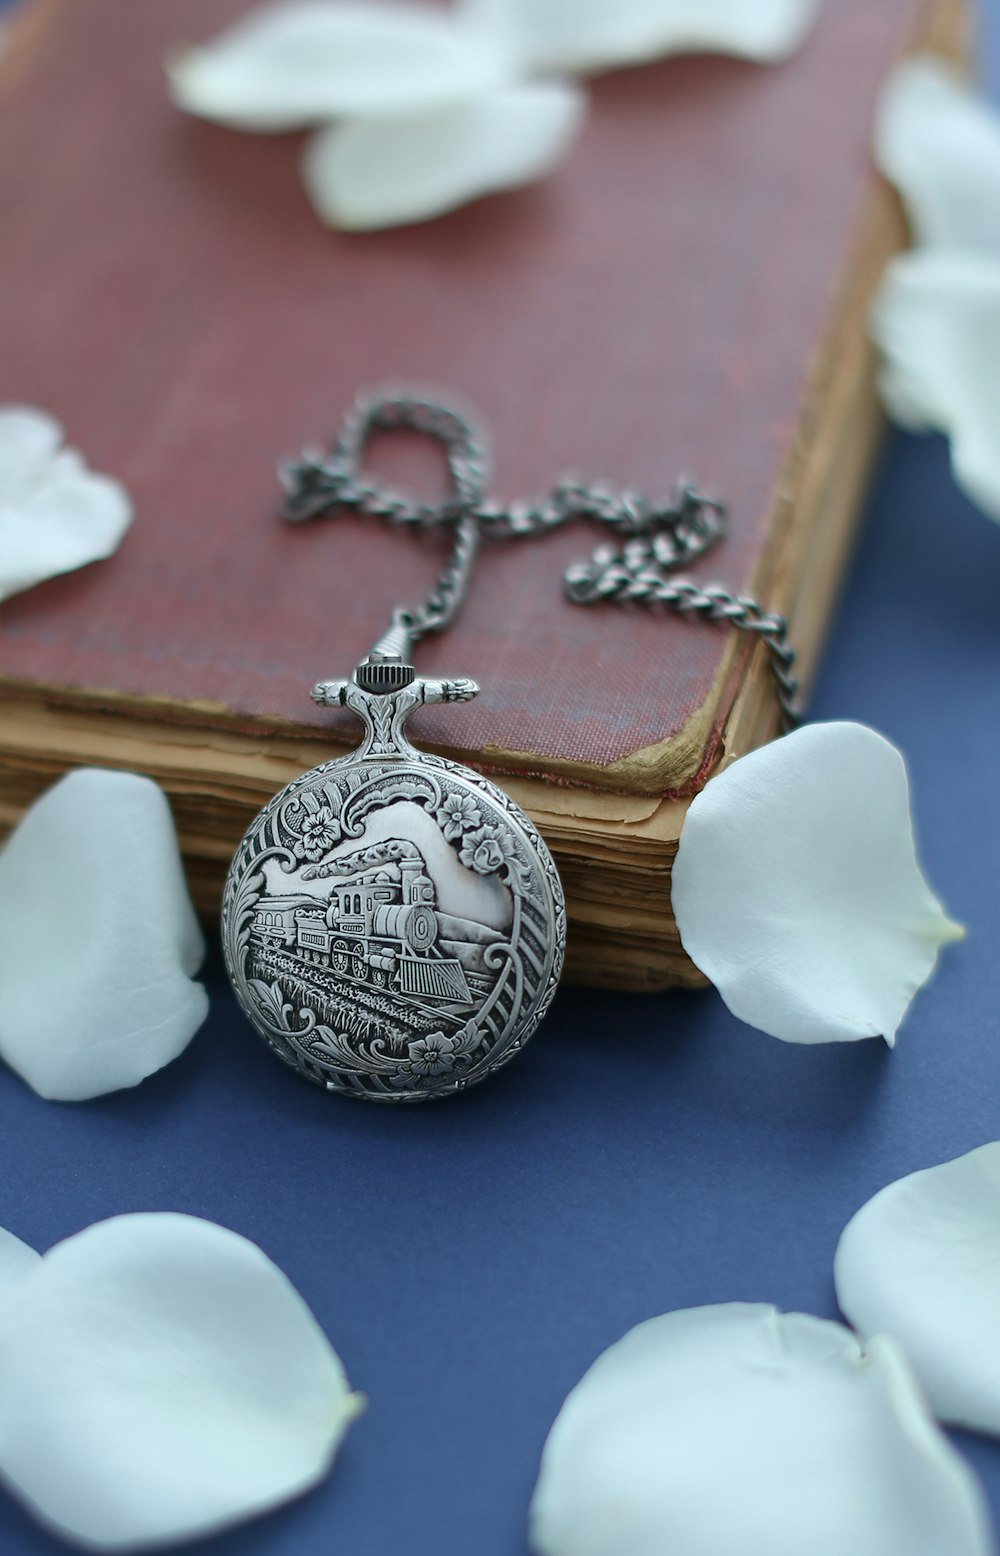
[0,0,932,795]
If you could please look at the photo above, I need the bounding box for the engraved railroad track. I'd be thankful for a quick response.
[251,945,470,1034]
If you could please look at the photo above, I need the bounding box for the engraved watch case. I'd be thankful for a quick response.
[221,659,565,1102]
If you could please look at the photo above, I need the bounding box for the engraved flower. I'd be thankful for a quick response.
[459,823,510,875]
[437,792,482,842]
[294,804,340,863]
[392,1032,459,1085]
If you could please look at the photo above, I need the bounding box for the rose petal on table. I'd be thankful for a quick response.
[302,81,585,231]
[0,1228,40,1303]
[0,408,131,604]
[0,769,208,1101]
[0,1213,363,1550]
[671,722,962,1045]
[529,1305,992,1556]
[458,0,820,75]
[872,250,1000,524]
[836,1142,1000,1436]
[875,57,1000,255]
[167,0,512,130]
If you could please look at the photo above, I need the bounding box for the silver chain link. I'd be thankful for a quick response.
[280,387,800,731]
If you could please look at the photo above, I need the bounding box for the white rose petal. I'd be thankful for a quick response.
[167,0,512,131]
[875,57,1000,255]
[872,250,1000,524]
[0,769,208,1101]
[671,722,962,1045]
[458,0,820,75]
[302,81,585,231]
[0,1228,40,1302]
[0,406,63,498]
[836,1143,1000,1436]
[871,61,1000,524]
[0,1213,363,1550]
[529,1305,992,1556]
[0,407,131,604]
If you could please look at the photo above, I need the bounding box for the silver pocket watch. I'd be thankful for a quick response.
[222,389,795,1102]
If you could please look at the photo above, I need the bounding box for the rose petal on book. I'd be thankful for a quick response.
[529,1305,992,1556]
[0,406,62,495]
[872,250,1000,523]
[836,1143,1000,1436]
[0,407,131,604]
[301,82,586,231]
[0,769,208,1100]
[167,0,512,131]
[458,0,820,75]
[0,1213,364,1549]
[0,1228,40,1303]
[875,57,1000,255]
[671,722,962,1045]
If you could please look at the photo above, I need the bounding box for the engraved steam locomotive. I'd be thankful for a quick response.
[251,840,474,1005]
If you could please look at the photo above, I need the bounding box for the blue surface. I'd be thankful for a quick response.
[1,458,998,1556]
[3,14,1000,1556]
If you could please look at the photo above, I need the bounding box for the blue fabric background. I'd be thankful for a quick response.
[1,5,999,1552]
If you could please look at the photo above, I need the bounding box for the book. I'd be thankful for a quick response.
[0,0,968,989]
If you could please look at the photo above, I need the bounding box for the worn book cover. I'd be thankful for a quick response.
[0,0,966,986]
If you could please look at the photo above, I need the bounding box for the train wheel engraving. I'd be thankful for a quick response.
[332,943,349,972]
[351,954,367,981]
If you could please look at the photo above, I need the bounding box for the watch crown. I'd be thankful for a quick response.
[355,657,416,694]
